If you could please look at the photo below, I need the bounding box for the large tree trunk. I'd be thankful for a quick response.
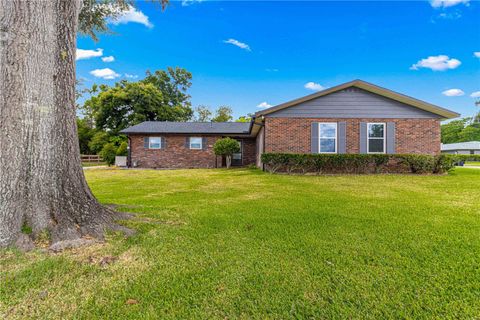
[0,0,120,250]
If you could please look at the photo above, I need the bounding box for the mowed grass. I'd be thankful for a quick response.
[465,161,480,167]
[81,162,107,167]
[1,168,480,319]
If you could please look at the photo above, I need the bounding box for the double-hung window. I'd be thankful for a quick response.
[367,123,385,153]
[189,137,202,149]
[319,123,337,153]
[148,137,162,149]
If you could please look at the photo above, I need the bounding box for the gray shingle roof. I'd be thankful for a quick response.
[441,141,480,151]
[120,121,252,134]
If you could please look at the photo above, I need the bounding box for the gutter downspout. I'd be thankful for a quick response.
[127,136,132,168]
[262,119,266,172]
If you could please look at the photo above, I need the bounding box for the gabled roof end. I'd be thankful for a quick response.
[255,79,460,119]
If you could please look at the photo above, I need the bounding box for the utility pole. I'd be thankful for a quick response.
[475,99,480,123]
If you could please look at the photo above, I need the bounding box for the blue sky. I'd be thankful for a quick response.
[76,0,480,120]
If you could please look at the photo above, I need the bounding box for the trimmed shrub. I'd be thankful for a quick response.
[260,153,455,175]
[433,154,456,173]
[397,154,435,174]
[88,131,110,154]
[213,137,240,168]
[287,154,311,174]
[262,153,291,173]
[451,154,480,162]
[372,154,390,172]
[100,143,117,166]
[116,141,128,156]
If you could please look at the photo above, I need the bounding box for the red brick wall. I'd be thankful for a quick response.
[264,118,441,155]
[242,138,256,166]
[129,135,221,169]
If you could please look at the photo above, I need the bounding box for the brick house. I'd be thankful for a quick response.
[121,80,459,169]
[123,122,255,169]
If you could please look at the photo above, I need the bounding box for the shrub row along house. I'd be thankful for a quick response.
[121,80,459,169]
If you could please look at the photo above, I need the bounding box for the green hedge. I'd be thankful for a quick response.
[261,153,456,174]
[450,154,480,162]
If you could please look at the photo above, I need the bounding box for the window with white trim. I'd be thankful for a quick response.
[319,123,337,153]
[149,137,162,149]
[367,123,385,153]
[189,137,202,149]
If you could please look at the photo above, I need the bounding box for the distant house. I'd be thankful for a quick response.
[441,141,480,155]
[121,80,459,169]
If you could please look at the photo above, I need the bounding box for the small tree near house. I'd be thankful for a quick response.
[213,138,240,169]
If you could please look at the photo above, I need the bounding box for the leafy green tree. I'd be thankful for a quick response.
[116,141,128,156]
[76,83,98,128]
[212,106,233,122]
[143,67,192,114]
[100,143,118,166]
[109,135,127,147]
[84,68,193,134]
[77,118,95,154]
[458,124,480,142]
[441,118,480,143]
[213,138,240,168]
[88,131,110,155]
[441,119,468,143]
[79,1,168,41]
[194,105,212,122]
[236,114,253,123]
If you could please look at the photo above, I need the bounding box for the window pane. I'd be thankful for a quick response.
[320,138,336,153]
[319,123,336,138]
[368,139,384,153]
[232,152,241,160]
[190,137,202,149]
[149,137,161,149]
[368,124,384,138]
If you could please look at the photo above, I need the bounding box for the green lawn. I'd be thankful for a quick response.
[465,161,480,167]
[1,168,480,319]
[82,162,107,167]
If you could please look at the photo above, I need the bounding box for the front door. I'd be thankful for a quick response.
[232,140,242,166]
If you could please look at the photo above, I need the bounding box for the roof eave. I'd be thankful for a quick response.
[120,131,251,135]
[255,79,460,119]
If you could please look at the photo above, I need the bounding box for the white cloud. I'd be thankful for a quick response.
[223,38,251,51]
[182,0,203,6]
[470,91,480,98]
[304,82,324,91]
[101,56,115,63]
[410,55,461,71]
[430,0,469,8]
[256,102,272,109]
[474,52,480,58]
[125,73,138,79]
[442,88,465,96]
[76,48,103,61]
[436,11,462,20]
[110,5,153,28]
[265,68,279,72]
[90,68,120,80]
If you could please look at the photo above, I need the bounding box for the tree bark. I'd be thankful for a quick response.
[0,0,120,249]
[226,155,231,169]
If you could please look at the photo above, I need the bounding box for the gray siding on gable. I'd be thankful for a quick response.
[267,88,442,119]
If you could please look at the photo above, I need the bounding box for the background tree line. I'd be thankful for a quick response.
[77,67,252,162]
[441,113,480,144]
